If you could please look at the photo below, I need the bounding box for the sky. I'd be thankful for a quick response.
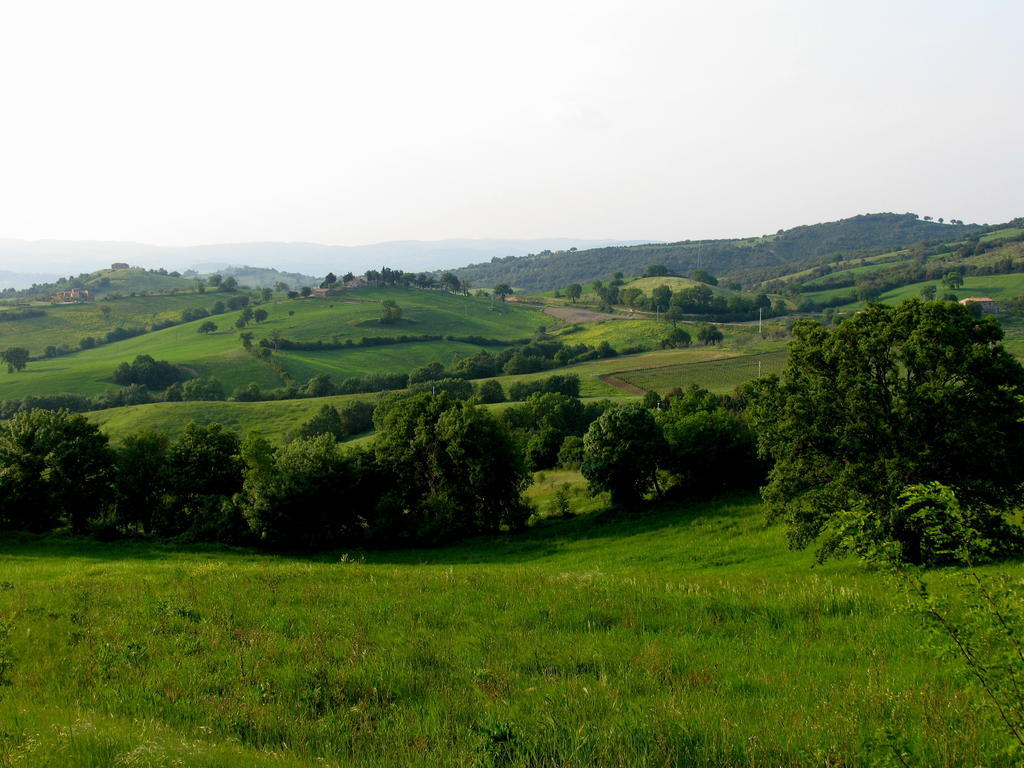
[0,0,1021,248]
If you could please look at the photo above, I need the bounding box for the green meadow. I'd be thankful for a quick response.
[87,393,377,444]
[0,493,1015,767]
[0,290,219,356]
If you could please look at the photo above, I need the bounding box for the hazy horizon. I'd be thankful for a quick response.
[1,1,1021,250]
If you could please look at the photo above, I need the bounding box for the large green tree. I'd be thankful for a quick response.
[0,409,113,533]
[581,403,666,505]
[111,430,170,534]
[1,347,29,373]
[751,299,1024,559]
[163,422,245,539]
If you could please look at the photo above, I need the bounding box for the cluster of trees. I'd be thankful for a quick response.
[292,401,375,442]
[0,394,532,548]
[569,277,778,322]
[112,355,189,389]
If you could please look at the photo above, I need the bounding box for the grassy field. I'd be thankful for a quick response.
[0,289,548,400]
[87,393,378,444]
[0,290,224,356]
[617,348,789,394]
[0,493,1016,767]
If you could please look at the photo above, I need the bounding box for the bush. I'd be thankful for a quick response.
[476,379,505,403]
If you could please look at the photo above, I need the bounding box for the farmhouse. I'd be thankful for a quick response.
[959,297,1000,314]
[51,288,91,304]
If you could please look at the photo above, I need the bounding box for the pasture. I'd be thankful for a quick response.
[0,493,1014,767]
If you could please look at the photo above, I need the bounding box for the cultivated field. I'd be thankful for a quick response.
[617,349,789,394]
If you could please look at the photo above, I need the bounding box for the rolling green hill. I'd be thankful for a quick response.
[453,213,977,293]
[0,288,546,401]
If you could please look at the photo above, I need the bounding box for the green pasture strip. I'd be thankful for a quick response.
[88,393,378,444]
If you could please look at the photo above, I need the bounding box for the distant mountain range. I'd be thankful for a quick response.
[0,269,62,290]
[0,238,651,288]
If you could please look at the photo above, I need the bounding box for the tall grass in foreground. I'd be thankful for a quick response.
[0,494,1019,767]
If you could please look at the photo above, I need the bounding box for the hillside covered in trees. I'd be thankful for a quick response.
[453,213,977,292]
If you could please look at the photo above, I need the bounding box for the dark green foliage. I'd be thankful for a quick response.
[379,299,402,324]
[524,428,565,471]
[409,377,474,399]
[231,382,262,401]
[238,434,360,549]
[409,361,446,384]
[581,403,667,505]
[303,373,335,398]
[476,379,505,403]
[373,393,531,541]
[692,269,718,285]
[181,377,226,401]
[696,324,724,345]
[162,422,246,540]
[557,435,584,469]
[450,350,499,379]
[0,308,45,322]
[111,430,170,534]
[197,320,217,334]
[296,402,375,442]
[0,347,29,373]
[0,409,113,533]
[658,385,761,494]
[112,354,188,390]
[751,299,1024,560]
[661,327,691,349]
[507,374,581,401]
[180,306,210,322]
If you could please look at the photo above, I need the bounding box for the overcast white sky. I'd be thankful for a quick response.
[0,0,1021,247]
